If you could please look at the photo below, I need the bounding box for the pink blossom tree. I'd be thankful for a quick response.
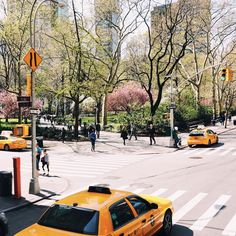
[107,82,148,114]
[0,91,18,122]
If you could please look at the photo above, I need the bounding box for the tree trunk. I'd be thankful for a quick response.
[74,98,79,140]
[212,69,217,119]
[102,95,108,129]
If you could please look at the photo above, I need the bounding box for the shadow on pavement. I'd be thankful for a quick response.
[156,224,193,236]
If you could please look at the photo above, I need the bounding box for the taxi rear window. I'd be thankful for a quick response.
[38,204,99,235]
[189,131,204,136]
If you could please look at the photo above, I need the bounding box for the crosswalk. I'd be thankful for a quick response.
[117,185,236,235]
[173,147,236,157]
[21,155,148,178]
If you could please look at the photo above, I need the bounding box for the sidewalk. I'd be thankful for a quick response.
[1,122,235,213]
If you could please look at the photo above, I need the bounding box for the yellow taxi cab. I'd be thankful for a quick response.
[15,186,174,236]
[0,135,27,151]
[187,128,218,147]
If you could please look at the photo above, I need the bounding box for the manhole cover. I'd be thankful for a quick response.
[189,156,202,159]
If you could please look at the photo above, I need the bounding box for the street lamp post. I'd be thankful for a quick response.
[29,0,62,194]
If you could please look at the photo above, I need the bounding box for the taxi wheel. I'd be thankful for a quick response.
[161,210,172,236]
[208,140,211,146]
[188,144,193,148]
[4,145,10,151]
[215,137,219,144]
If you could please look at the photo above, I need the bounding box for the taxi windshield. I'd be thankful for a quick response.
[38,204,99,235]
[189,130,204,136]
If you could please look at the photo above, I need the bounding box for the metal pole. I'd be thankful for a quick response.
[169,74,175,147]
[29,0,40,195]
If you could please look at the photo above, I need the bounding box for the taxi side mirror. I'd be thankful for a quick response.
[150,203,158,209]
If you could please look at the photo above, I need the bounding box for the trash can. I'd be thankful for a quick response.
[233,120,236,126]
[0,171,12,196]
[36,136,43,148]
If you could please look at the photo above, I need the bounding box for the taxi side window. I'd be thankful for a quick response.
[127,196,150,216]
[109,199,135,230]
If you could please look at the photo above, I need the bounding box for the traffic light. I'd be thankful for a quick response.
[226,68,233,81]
[220,69,226,81]
[26,74,32,96]
[220,68,234,81]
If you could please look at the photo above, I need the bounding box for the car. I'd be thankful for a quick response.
[187,128,219,147]
[0,135,27,151]
[15,185,174,236]
[0,211,8,236]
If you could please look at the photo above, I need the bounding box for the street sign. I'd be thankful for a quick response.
[29,108,40,115]
[18,101,32,108]
[17,96,31,102]
[23,48,42,72]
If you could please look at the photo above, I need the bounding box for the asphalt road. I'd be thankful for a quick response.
[2,128,236,236]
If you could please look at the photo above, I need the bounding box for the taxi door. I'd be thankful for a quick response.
[126,196,162,236]
[109,199,143,236]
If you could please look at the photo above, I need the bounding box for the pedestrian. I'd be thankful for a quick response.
[36,143,42,171]
[120,125,128,145]
[88,126,96,151]
[228,113,232,122]
[129,122,137,140]
[95,123,101,139]
[41,149,50,176]
[61,127,66,143]
[172,127,180,148]
[148,123,156,145]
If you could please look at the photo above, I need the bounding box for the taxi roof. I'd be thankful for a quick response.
[56,188,132,211]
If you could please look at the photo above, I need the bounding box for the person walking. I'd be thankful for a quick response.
[88,127,96,151]
[36,143,42,171]
[120,125,128,145]
[148,123,156,145]
[61,128,66,143]
[41,149,50,176]
[95,123,101,139]
[129,122,137,140]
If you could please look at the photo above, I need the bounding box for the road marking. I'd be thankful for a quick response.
[150,188,168,197]
[190,194,231,231]
[222,214,236,236]
[168,190,186,201]
[133,188,146,194]
[219,148,235,156]
[173,192,208,224]
[118,185,129,190]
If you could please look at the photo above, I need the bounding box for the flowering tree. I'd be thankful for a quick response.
[107,82,148,114]
[0,91,18,122]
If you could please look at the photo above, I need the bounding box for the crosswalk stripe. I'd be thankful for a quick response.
[190,195,231,231]
[23,163,119,171]
[222,214,236,236]
[118,185,129,190]
[173,193,208,224]
[150,188,168,197]
[168,190,186,201]
[133,188,146,194]
[220,148,235,156]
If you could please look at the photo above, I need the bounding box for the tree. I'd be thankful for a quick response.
[0,90,18,122]
[177,0,236,117]
[107,82,148,114]
[128,0,195,121]
[89,0,146,127]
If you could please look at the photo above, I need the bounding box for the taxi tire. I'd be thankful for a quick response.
[161,210,172,236]
[215,137,219,144]
[188,144,193,148]
[4,145,10,151]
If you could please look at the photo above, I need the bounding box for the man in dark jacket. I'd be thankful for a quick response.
[148,123,156,145]
[0,212,8,236]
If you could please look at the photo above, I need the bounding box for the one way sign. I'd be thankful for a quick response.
[24,48,42,72]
